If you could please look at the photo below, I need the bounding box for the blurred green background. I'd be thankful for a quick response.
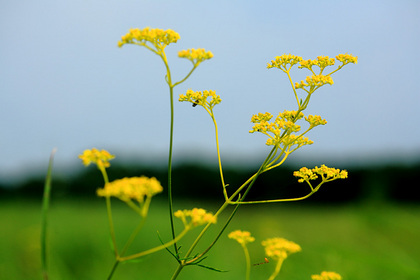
[1,161,419,279]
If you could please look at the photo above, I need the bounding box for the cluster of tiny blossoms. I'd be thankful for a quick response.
[249,111,326,147]
[97,176,163,203]
[261,237,301,260]
[179,89,221,110]
[293,164,348,183]
[79,148,115,169]
[311,271,342,280]
[117,27,180,51]
[295,75,334,89]
[174,208,217,228]
[267,53,357,93]
[267,54,303,70]
[178,48,214,66]
[228,230,255,245]
[299,56,336,71]
[336,53,358,65]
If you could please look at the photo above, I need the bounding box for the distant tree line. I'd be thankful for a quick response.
[1,162,419,203]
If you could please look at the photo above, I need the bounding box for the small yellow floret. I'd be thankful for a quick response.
[250,110,312,149]
[336,53,358,65]
[118,27,180,51]
[311,271,342,280]
[261,237,301,260]
[228,230,255,245]
[294,165,348,183]
[96,176,163,203]
[295,75,334,90]
[267,54,303,70]
[178,48,213,65]
[174,208,217,228]
[78,148,115,169]
[179,89,221,109]
[299,56,336,70]
[305,115,327,128]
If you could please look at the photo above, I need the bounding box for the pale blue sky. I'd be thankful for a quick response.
[1,0,419,179]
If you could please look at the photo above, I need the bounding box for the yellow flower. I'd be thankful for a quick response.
[336,53,358,65]
[311,271,342,280]
[295,74,334,89]
[97,176,163,203]
[179,89,221,109]
[174,208,217,228]
[305,115,327,128]
[261,237,301,260]
[267,54,303,70]
[299,56,336,71]
[117,27,180,52]
[228,230,255,245]
[249,110,314,149]
[78,148,115,169]
[293,167,318,183]
[294,164,348,183]
[178,48,213,66]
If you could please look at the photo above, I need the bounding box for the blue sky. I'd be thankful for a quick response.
[1,0,419,179]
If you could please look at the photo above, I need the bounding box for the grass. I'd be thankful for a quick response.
[1,198,420,279]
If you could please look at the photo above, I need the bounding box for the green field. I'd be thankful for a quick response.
[1,198,420,279]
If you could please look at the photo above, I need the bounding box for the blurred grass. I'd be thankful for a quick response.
[1,198,420,279]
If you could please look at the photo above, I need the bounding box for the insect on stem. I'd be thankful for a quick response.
[192,100,199,107]
[253,257,269,266]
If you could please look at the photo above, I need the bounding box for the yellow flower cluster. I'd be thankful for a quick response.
[249,111,303,133]
[228,230,255,245]
[174,208,217,228]
[78,148,115,169]
[178,48,214,65]
[179,89,221,109]
[299,56,336,70]
[336,53,358,65]
[97,176,163,203]
[117,27,180,50]
[267,54,303,70]
[293,164,348,183]
[295,74,334,89]
[305,115,327,128]
[249,111,317,148]
[311,271,342,280]
[261,237,301,260]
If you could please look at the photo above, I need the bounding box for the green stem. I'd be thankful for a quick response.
[242,244,251,280]
[173,65,197,87]
[106,261,120,280]
[120,227,190,261]
[106,196,118,257]
[268,258,285,280]
[40,148,57,280]
[210,112,227,199]
[171,151,274,279]
[167,85,178,256]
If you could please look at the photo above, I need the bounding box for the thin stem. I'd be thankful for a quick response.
[242,245,251,280]
[171,151,275,279]
[120,227,190,261]
[158,49,179,257]
[173,65,198,87]
[268,258,285,280]
[167,85,178,255]
[106,261,120,280]
[210,113,227,199]
[40,148,57,280]
[120,217,147,257]
[285,70,299,105]
[106,197,118,257]
[98,166,119,257]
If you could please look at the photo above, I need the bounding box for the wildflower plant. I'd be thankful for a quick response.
[41,26,356,279]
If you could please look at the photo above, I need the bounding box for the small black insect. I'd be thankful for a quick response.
[192,100,199,107]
